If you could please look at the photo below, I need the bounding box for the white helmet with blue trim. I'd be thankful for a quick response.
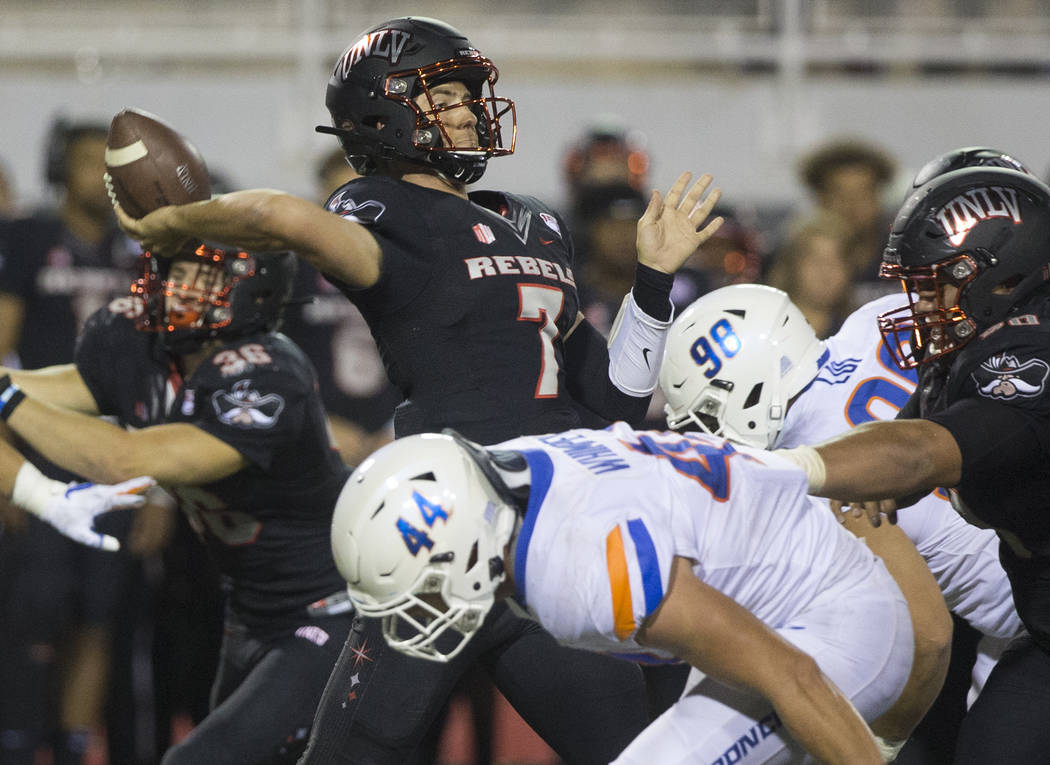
[660,284,828,449]
[331,432,519,662]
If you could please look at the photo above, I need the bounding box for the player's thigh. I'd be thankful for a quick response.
[955,635,1050,764]
[966,632,1017,708]
[613,669,801,765]
[299,612,496,764]
[161,615,351,765]
[792,570,914,723]
[614,591,912,765]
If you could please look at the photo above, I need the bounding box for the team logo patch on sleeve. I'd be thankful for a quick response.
[211,380,286,428]
[972,353,1050,400]
[326,191,386,224]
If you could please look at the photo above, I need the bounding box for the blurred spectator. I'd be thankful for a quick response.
[675,203,764,299]
[561,119,651,250]
[281,148,398,467]
[0,159,16,218]
[0,117,172,765]
[766,211,853,338]
[563,119,650,196]
[797,137,898,307]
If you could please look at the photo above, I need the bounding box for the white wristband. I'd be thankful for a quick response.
[12,461,65,517]
[607,292,673,396]
[773,445,827,493]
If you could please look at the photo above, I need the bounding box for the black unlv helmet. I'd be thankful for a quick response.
[132,245,297,354]
[878,167,1050,368]
[911,146,1031,189]
[318,16,516,185]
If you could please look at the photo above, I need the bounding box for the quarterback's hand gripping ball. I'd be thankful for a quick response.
[104,107,211,218]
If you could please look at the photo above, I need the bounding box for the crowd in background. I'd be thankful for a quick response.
[0,114,988,765]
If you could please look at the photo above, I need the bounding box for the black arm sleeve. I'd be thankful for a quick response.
[563,318,650,426]
[929,397,1047,478]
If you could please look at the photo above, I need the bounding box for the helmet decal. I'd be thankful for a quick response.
[336,29,415,75]
[936,186,1022,247]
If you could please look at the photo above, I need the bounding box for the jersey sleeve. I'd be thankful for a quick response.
[321,176,434,314]
[930,396,1049,478]
[563,318,650,425]
[930,338,1050,477]
[594,516,672,643]
[190,344,310,471]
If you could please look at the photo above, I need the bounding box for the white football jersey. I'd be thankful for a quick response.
[500,422,881,657]
[778,294,1023,640]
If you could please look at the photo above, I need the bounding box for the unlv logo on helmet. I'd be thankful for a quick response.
[336,29,413,78]
[936,186,1022,247]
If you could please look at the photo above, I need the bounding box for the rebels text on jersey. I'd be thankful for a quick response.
[918,295,1050,649]
[75,300,351,626]
[323,176,584,444]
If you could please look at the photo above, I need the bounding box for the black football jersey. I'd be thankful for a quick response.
[922,296,1050,649]
[323,176,586,445]
[0,212,140,368]
[75,300,351,626]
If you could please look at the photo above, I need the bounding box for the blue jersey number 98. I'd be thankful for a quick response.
[690,319,742,379]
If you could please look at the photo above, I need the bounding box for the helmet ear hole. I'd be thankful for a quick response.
[466,541,479,573]
[742,383,763,410]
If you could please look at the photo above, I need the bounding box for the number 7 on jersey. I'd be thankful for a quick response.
[517,284,565,398]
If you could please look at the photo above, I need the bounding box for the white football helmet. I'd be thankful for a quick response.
[660,284,827,449]
[331,432,519,663]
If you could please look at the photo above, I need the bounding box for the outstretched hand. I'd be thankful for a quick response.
[40,476,158,551]
[636,172,724,274]
[113,199,191,257]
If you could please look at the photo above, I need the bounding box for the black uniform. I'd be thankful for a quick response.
[323,176,645,443]
[282,262,400,435]
[0,213,140,763]
[909,295,1050,763]
[299,177,652,765]
[75,304,354,765]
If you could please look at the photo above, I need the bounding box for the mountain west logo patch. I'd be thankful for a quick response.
[972,353,1049,400]
[212,380,285,428]
[539,212,562,237]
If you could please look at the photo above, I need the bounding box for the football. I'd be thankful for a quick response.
[104,107,211,218]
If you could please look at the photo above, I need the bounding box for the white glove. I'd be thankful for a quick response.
[12,462,156,551]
